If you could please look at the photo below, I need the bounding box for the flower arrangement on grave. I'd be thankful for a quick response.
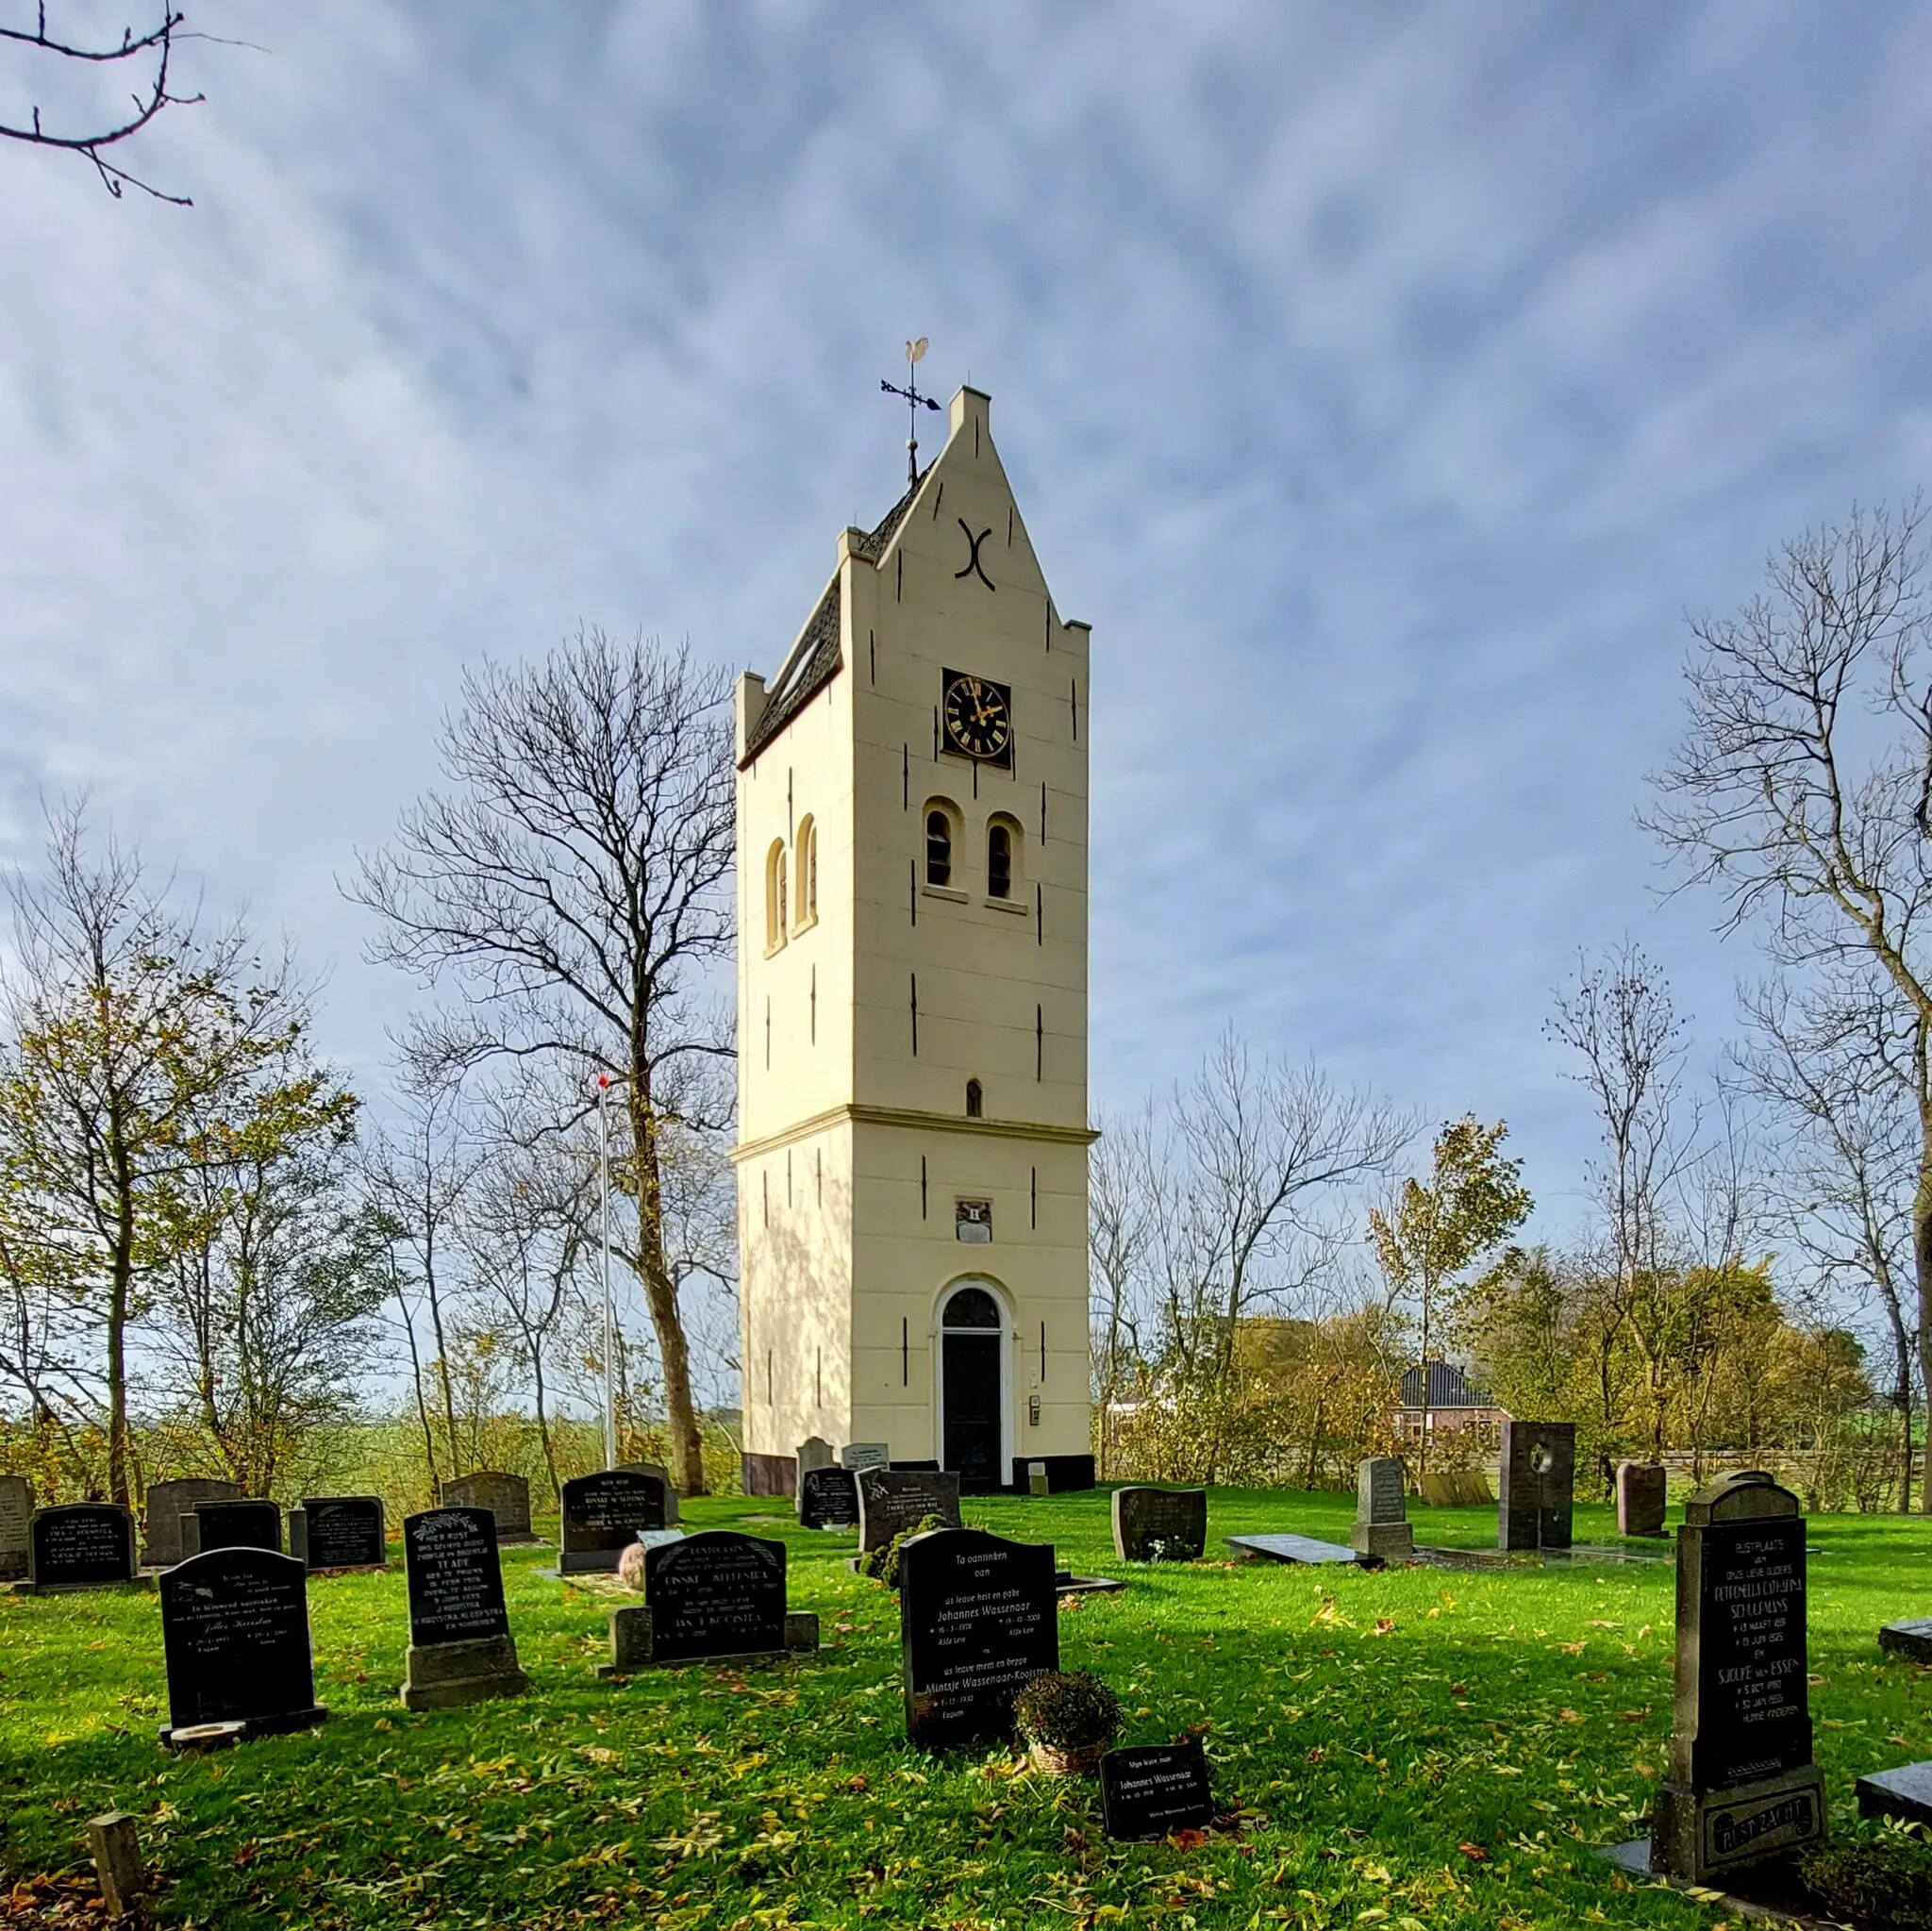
[860,1513,952,1588]
[1013,1669,1123,1776]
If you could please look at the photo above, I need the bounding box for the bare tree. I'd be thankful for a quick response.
[1644,500,1932,1505]
[1088,1107,1157,1475]
[349,630,736,1494]
[1,5,203,204]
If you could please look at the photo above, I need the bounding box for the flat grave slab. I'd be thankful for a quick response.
[1224,1533,1360,1567]
[1878,1618,1932,1662]
[1857,1761,1932,1826]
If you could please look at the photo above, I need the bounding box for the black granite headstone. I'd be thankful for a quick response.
[1497,1420,1574,1552]
[890,1459,942,1473]
[158,1547,325,1744]
[559,1470,667,1573]
[1100,1740,1214,1840]
[1110,1488,1208,1563]
[404,1507,509,1644]
[291,1496,387,1570]
[857,1468,962,1554]
[183,1499,281,1558]
[27,1503,138,1590]
[643,1531,787,1663]
[797,1465,860,1530]
[898,1526,1058,1750]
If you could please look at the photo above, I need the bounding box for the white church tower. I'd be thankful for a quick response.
[734,385,1095,1495]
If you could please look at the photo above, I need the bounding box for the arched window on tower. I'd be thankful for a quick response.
[986,815,1023,900]
[965,1078,983,1118]
[794,815,817,931]
[925,808,953,888]
[765,840,789,952]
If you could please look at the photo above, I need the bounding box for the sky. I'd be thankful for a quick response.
[5,2,1932,1259]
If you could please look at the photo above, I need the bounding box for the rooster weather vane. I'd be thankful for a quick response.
[880,337,941,487]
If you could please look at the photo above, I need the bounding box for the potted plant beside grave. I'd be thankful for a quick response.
[1014,1669,1122,1777]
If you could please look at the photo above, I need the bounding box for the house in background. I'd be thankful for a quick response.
[1393,1360,1508,1449]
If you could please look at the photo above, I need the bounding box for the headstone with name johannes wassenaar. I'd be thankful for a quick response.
[290,1496,387,1570]
[400,1507,529,1708]
[140,1477,243,1568]
[797,1464,860,1530]
[438,1470,537,1543]
[1649,1470,1824,1883]
[182,1498,281,1559]
[899,1526,1058,1750]
[1617,1461,1669,1539]
[1110,1487,1208,1564]
[1352,1457,1414,1563]
[856,1467,962,1554]
[158,1546,326,1746]
[560,1470,668,1573]
[1101,1739,1215,1841]
[840,1441,891,1473]
[1497,1420,1574,1552]
[27,1503,138,1591]
[0,1473,33,1581]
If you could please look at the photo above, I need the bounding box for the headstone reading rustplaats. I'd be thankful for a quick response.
[290,1496,387,1570]
[1497,1421,1574,1552]
[618,1461,682,1523]
[0,1473,34,1581]
[182,1499,281,1559]
[840,1442,891,1473]
[856,1468,962,1555]
[1617,1461,1669,1538]
[1101,1740,1215,1841]
[158,1547,326,1745]
[438,1471,537,1544]
[797,1465,860,1530]
[644,1531,787,1661]
[1650,1471,1824,1883]
[140,1477,243,1568]
[27,1504,138,1591]
[795,1437,834,1475]
[1352,1458,1414,1564]
[559,1470,668,1573]
[1110,1487,1208,1564]
[400,1507,528,1709]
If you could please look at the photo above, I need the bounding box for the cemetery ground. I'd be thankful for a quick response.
[5,1492,1931,1931]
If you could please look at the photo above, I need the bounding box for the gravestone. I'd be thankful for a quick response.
[559,1470,668,1573]
[140,1477,243,1568]
[795,1436,834,1475]
[602,1530,798,1673]
[898,1526,1058,1750]
[1617,1461,1669,1538]
[27,1503,138,1591]
[1650,1471,1824,1884]
[1497,1421,1574,1552]
[438,1470,538,1544]
[1352,1457,1414,1563]
[1455,1470,1495,1507]
[182,1498,281,1558]
[0,1473,33,1581]
[1224,1532,1358,1566]
[1878,1617,1932,1662]
[1418,1470,1457,1509]
[891,1459,942,1473]
[1101,1740,1215,1841]
[856,1468,962,1554]
[158,1547,326,1745]
[1110,1487,1208,1564]
[618,1460,682,1523]
[1857,1762,1932,1827]
[841,1441,891,1473]
[400,1507,529,1709]
[290,1496,387,1570]
[797,1464,860,1530]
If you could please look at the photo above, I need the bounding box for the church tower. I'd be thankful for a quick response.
[734,386,1094,1495]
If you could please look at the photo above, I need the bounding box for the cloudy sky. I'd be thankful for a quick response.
[5,2,1930,1250]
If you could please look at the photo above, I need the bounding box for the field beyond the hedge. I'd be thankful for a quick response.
[5,1487,1932,1928]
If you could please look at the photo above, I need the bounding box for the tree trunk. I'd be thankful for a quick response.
[1915,1159,1932,1512]
[107,1118,137,1506]
[630,1083,706,1495]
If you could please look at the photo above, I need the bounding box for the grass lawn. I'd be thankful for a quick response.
[5,1486,1932,1928]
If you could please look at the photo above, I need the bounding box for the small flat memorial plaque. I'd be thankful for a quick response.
[158,1547,325,1744]
[1101,1740,1214,1841]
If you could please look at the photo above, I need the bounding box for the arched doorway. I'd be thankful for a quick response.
[938,1281,1008,1492]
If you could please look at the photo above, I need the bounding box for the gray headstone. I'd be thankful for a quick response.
[795,1437,834,1475]
[855,1468,962,1554]
[1110,1487,1208,1563]
[1650,1471,1824,1883]
[1617,1461,1669,1538]
[0,1473,33,1581]
[1027,1462,1049,1497]
[618,1461,682,1523]
[840,1442,891,1473]
[438,1471,537,1543]
[1497,1421,1574,1552]
[141,1478,244,1568]
[1352,1457,1414,1562]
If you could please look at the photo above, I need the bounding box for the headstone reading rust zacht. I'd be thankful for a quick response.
[1617,1462,1669,1538]
[1101,1740,1215,1841]
[438,1471,537,1543]
[797,1465,860,1530]
[1650,1471,1824,1884]
[158,1547,326,1746]
[1352,1457,1414,1564]
[290,1496,387,1571]
[840,1441,891,1473]
[856,1468,962,1555]
[559,1470,668,1573]
[27,1504,139,1591]
[1497,1421,1574,1552]
[0,1473,34,1581]
[1110,1487,1208,1564]
[898,1526,1058,1750]
[400,1507,529,1709]
[618,1461,682,1523]
[182,1499,281,1559]
[602,1529,819,1673]
[140,1477,243,1568]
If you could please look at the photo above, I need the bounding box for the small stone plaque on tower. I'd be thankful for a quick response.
[1110,1487,1207,1563]
[158,1547,326,1746]
[0,1473,33,1581]
[1497,1420,1574,1552]
[140,1477,243,1568]
[27,1503,138,1591]
[560,1470,668,1573]
[438,1470,537,1543]
[1617,1461,1669,1538]
[400,1507,528,1709]
[798,1464,860,1530]
[182,1498,281,1559]
[856,1468,962,1554]
[1352,1457,1414,1564]
[290,1496,388,1570]
[1649,1471,1824,1883]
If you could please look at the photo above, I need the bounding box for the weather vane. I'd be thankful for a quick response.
[881,337,941,487]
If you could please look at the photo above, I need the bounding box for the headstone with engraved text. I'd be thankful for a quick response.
[559,1470,668,1573]
[438,1470,538,1544]
[857,1468,962,1555]
[290,1496,387,1570]
[27,1503,138,1591]
[400,1507,528,1709]
[1352,1457,1414,1563]
[182,1499,281,1559]
[1110,1487,1207,1564]
[798,1464,860,1530]
[140,1477,243,1568]
[841,1441,891,1473]
[0,1473,33,1581]
[1498,1421,1574,1552]
[1617,1461,1669,1538]
[1101,1739,1215,1840]
[158,1546,326,1745]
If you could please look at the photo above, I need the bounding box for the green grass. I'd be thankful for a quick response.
[5,1488,1932,1928]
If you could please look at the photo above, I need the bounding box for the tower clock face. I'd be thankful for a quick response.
[942,671,1013,762]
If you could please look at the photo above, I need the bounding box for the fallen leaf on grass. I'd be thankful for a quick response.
[1372,1619,1396,1637]
[1458,1841,1490,1861]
